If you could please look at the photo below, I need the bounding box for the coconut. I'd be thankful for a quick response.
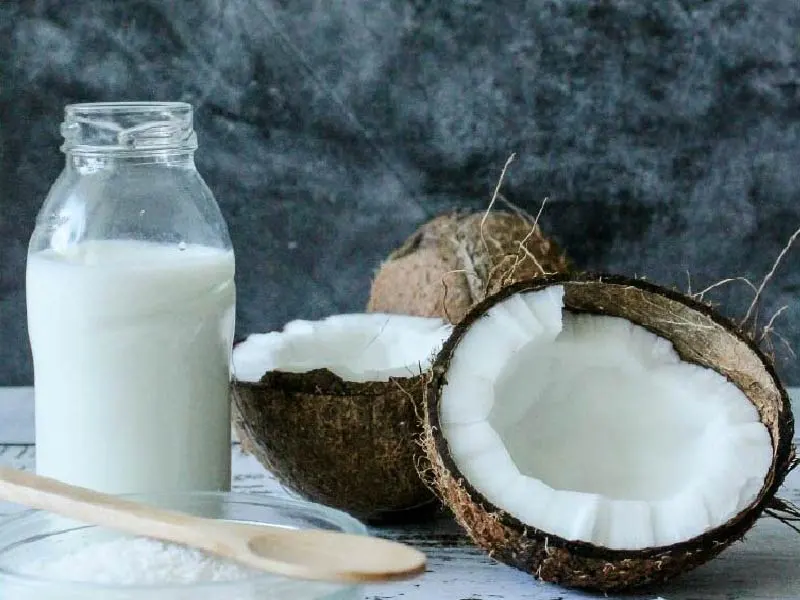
[232,313,452,523]
[422,273,794,591]
[367,210,570,323]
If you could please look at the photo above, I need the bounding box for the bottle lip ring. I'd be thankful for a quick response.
[61,102,198,155]
[64,101,193,114]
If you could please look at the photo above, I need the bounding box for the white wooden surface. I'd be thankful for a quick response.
[2,387,800,600]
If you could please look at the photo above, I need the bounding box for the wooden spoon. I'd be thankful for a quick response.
[0,467,426,583]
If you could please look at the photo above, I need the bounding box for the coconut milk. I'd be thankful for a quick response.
[27,240,236,493]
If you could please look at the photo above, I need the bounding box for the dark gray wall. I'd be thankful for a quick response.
[2,1,800,385]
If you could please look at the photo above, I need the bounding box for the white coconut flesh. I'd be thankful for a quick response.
[233,314,452,383]
[439,286,773,550]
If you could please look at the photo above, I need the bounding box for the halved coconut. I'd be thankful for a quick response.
[232,313,452,522]
[423,273,794,590]
[367,210,570,323]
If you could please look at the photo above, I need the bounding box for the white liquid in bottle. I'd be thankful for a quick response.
[27,240,236,493]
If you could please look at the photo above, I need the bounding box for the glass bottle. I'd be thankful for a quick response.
[26,102,235,493]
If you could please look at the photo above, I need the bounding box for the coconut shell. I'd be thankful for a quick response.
[367,211,570,323]
[232,369,437,524]
[422,273,795,591]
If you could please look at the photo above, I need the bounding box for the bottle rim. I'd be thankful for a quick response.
[61,102,198,155]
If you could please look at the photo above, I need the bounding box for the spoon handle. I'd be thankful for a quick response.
[0,467,208,547]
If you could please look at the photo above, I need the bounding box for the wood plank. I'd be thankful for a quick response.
[0,388,34,444]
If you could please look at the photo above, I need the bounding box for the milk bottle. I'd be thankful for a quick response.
[26,103,235,493]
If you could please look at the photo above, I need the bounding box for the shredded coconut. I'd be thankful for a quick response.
[20,537,258,585]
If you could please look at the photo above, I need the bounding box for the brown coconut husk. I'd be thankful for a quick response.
[367,209,570,323]
[233,368,437,524]
[421,273,795,591]
[687,224,800,362]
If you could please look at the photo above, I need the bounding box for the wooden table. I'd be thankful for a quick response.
[1,387,799,600]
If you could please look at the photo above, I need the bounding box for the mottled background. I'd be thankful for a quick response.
[2,1,800,384]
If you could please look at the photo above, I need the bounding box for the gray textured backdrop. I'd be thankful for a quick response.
[2,1,800,385]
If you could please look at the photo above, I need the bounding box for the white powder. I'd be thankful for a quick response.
[21,537,259,585]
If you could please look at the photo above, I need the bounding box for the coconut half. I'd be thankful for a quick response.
[232,313,452,522]
[423,274,794,590]
[367,210,570,323]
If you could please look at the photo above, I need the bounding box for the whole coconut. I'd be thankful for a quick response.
[367,210,570,323]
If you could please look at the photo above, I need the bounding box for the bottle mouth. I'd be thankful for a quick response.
[61,102,198,154]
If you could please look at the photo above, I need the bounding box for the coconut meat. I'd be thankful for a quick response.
[234,313,452,383]
[439,286,773,550]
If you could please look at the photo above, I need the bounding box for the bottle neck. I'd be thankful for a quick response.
[60,102,198,159]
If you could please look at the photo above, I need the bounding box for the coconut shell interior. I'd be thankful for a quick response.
[423,273,794,591]
[233,369,437,523]
[562,277,791,454]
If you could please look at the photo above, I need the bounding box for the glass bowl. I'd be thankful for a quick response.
[0,491,366,599]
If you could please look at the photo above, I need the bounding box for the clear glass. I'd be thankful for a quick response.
[26,102,236,494]
[0,492,364,599]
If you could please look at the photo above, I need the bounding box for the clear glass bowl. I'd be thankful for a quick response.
[0,491,366,599]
